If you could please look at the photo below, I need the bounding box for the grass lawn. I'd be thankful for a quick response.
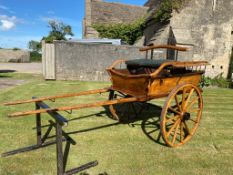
[0,73,233,175]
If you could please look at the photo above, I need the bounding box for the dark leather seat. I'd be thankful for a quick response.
[125,59,173,69]
[125,59,174,74]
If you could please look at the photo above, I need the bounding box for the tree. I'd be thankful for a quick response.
[28,40,41,52]
[42,20,74,43]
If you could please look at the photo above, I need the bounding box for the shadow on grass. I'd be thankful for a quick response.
[0,70,15,78]
[80,172,109,175]
[118,103,165,146]
[131,103,165,146]
[0,69,16,73]
[21,103,164,174]
[42,103,165,146]
[102,102,165,146]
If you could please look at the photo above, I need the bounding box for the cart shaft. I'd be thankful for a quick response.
[4,88,110,106]
[8,95,147,118]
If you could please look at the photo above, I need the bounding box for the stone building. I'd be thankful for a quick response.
[144,0,233,78]
[83,0,148,38]
[82,0,233,78]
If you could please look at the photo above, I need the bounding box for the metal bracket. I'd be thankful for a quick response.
[65,110,73,115]
[49,98,56,102]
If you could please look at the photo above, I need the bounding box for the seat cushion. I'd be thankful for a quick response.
[125,59,173,69]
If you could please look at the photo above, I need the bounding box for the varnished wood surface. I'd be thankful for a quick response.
[8,95,148,118]
[107,59,205,97]
[148,73,202,97]
[109,69,150,96]
[139,45,188,52]
[3,88,110,106]
[150,61,208,78]
[107,59,209,79]
[160,83,203,147]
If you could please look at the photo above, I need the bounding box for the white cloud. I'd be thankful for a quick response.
[0,15,23,31]
[0,19,15,30]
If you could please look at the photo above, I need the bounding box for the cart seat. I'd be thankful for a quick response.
[126,59,174,74]
[126,59,173,69]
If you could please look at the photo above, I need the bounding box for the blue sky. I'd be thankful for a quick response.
[0,0,146,49]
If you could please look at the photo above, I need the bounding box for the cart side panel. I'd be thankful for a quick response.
[108,70,149,97]
[148,73,202,97]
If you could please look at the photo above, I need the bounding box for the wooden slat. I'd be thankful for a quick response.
[3,88,109,106]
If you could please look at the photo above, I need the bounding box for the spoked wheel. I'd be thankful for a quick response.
[108,90,145,121]
[160,83,203,147]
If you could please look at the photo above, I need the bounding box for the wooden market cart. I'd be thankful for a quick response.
[2,44,208,175]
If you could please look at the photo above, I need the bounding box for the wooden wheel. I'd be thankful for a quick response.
[108,90,144,121]
[160,83,203,147]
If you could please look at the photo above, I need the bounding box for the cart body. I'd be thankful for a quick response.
[107,59,205,98]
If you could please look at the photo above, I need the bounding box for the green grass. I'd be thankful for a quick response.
[0,73,233,175]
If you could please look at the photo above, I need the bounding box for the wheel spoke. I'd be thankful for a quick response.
[166,119,180,138]
[148,129,158,135]
[109,105,119,120]
[166,115,179,123]
[188,108,200,113]
[183,121,191,135]
[190,118,198,123]
[181,88,186,109]
[168,107,181,115]
[175,95,182,112]
[109,91,132,121]
[180,122,184,142]
[172,122,180,144]
[183,88,194,110]
[186,97,199,111]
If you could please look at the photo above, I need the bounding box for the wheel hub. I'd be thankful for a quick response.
[183,112,191,121]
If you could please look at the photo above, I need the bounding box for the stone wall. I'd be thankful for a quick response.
[83,0,148,38]
[0,49,30,62]
[144,0,233,78]
[49,41,146,81]
[144,0,162,10]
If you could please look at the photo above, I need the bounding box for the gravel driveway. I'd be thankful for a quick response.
[0,79,26,90]
[0,63,42,74]
[0,63,42,90]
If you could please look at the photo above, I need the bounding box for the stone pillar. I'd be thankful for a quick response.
[85,0,92,28]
